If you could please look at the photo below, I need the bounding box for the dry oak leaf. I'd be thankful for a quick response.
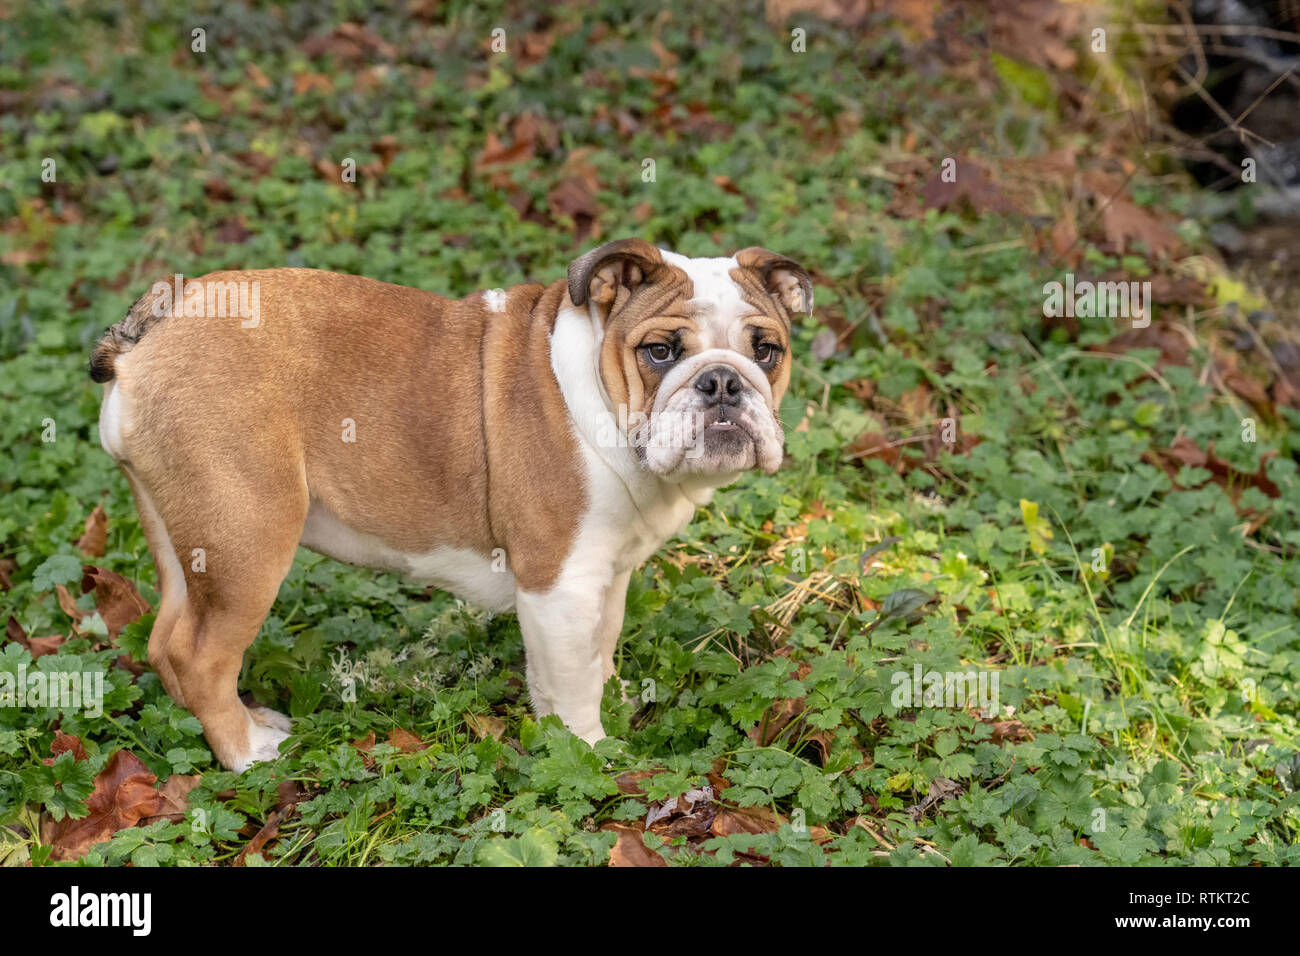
[1213,351,1274,416]
[244,62,272,90]
[216,217,254,244]
[989,719,1034,745]
[387,727,426,753]
[604,824,668,867]
[56,565,150,640]
[76,504,107,557]
[615,769,666,795]
[0,615,60,658]
[233,151,276,178]
[29,634,67,658]
[1099,197,1181,259]
[300,22,397,62]
[920,159,1018,217]
[5,615,28,648]
[43,731,88,765]
[55,583,89,637]
[547,176,601,243]
[748,697,806,747]
[988,0,1081,72]
[1094,321,1191,369]
[907,775,964,821]
[1149,274,1209,307]
[710,804,783,838]
[518,31,557,67]
[475,114,541,172]
[707,804,834,854]
[464,712,506,741]
[139,774,203,826]
[234,780,302,866]
[645,786,716,839]
[352,731,377,769]
[42,750,171,862]
[292,72,334,95]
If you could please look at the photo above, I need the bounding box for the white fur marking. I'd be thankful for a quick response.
[658,251,751,349]
[98,381,126,460]
[132,479,188,603]
[231,713,291,773]
[300,502,516,612]
[484,288,508,313]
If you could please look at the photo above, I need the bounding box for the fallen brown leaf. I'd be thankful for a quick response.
[293,72,333,95]
[29,634,66,658]
[1142,435,1280,508]
[234,781,302,866]
[57,566,150,640]
[989,719,1034,745]
[387,728,425,753]
[44,731,88,765]
[615,769,665,795]
[42,750,166,861]
[907,775,964,821]
[710,805,783,837]
[645,786,716,839]
[921,158,1018,217]
[1099,197,1181,259]
[464,712,506,741]
[604,824,668,867]
[5,615,27,648]
[547,176,600,242]
[76,505,107,557]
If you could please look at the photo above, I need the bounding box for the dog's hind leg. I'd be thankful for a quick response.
[123,468,188,706]
[138,465,308,772]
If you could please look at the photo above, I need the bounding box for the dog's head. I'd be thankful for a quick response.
[568,238,811,481]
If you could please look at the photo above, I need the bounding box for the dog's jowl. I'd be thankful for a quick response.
[91,239,812,771]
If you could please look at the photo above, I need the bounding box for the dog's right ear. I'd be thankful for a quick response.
[567,238,664,321]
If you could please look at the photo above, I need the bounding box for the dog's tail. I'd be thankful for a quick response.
[89,283,169,383]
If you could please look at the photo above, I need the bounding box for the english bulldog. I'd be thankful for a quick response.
[91,238,812,771]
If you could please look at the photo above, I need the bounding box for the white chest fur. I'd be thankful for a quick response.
[549,305,710,580]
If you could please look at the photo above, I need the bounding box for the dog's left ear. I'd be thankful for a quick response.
[733,247,814,316]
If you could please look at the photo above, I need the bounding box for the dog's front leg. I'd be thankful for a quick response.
[598,570,631,686]
[515,578,608,745]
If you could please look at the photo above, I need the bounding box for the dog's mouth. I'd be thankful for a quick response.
[699,405,751,439]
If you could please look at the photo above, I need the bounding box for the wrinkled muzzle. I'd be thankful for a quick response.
[636,349,784,478]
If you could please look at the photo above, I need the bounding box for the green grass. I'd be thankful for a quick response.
[1,0,1299,866]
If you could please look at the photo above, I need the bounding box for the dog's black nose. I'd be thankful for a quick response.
[694,366,743,406]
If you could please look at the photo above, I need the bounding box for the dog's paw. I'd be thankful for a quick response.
[231,716,291,773]
[248,705,293,734]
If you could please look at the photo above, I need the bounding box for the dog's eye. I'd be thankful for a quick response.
[755,343,782,365]
[642,343,676,365]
